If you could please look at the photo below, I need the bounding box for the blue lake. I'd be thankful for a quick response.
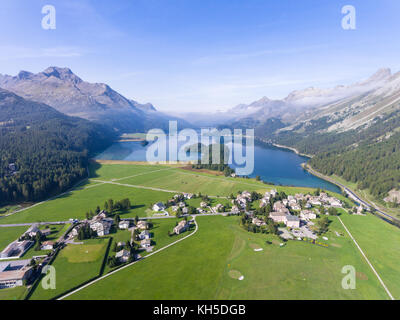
[95,139,341,193]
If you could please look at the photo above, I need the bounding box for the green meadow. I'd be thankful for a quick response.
[103,217,195,274]
[67,215,390,300]
[339,213,400,298]
[29,238,109,300]
[0,285,28,300]
[0,226,28,251]
[0,162,342,225]
[1,162,397,300]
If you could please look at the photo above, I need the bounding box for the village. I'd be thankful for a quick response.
[0,186,356,291]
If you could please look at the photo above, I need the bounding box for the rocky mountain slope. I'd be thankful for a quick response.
[0,67,189,132]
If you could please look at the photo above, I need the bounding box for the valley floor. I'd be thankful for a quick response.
[0,162,399,300]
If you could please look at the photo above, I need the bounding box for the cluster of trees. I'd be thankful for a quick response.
[312,216,330,235]
[77,224,97,240]
[104,198,132,212]
[108,241,138,267]
[192,143,235,176]
[239,213,278,235]
[85,198,132,220]
[0,92,115,205]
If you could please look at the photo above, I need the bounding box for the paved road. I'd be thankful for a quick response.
[306,165,398,222]
[0,221,71,227]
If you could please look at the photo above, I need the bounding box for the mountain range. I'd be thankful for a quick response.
[0,67,189,133]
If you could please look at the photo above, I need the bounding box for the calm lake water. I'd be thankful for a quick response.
[95,139,341,193]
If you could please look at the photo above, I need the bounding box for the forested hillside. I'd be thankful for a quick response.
[309,133,400,199]
[0,89,116,205]
[255,109,400,201]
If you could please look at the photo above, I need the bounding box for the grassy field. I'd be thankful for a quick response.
[29,238,109,300]
[0,226,28,251]
[0,205,22,216]
[66,215,389,300]
[103,217,194,273]
[0,285,28,300]
[339,213,400,298]
[0,163,344,225]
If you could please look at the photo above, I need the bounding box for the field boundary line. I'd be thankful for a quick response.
[91,180,181,193]
[111,167,174,182]
[337,216,395,300]
[57,217,199,300]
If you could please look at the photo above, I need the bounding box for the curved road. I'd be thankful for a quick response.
[306,165,399,222]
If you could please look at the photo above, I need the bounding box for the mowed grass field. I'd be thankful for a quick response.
[0,226,28,251]
[66,215,390,300]
[29,238,109,300]
[0,285,28,300]
[339,213,400,298]
[0,162,344,225]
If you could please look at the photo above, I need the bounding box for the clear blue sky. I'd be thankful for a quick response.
[0,0,399,112]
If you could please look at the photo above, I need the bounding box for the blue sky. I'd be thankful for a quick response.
[0,0,399,112]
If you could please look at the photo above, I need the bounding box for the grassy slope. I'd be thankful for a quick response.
[0,286,28,300]
[0,163,341,225]
[0,226,28,251]
[29,238,109,300]
[67,215,388,300]
[27,217,194,300]
[340,213,400,299]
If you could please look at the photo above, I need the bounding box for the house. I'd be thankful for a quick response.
[41,241,55,250]
[182,207,189,214]
[273,201,289,214]
[300,210,317,220]
[117,241,126,248]
[269,212,287,223]
[171,206,179,212]
[0,260,33,288]
[285,215,300,228]
[329,199,342,208]
[136,220,148,230]
[153,202,166,211]
[196,208,205,214]
[0,240,33,258]
[213,203,224,212]
[90,218,113,237]
[309,199,322,206]
[139,230,150,240]
[241,191,252,200]
[252,217,266,227]
[178,202,186,208]
[116,249,130,263]
[25,224,40,237]
[200,201,208,208]
[118,220,130,230]
[173,220,189,234]
[141,239,151,248]
[41,228,52,237]
[231,205,240,214]
[290,204,301,211]
[70,225,82,238]
[183,193,193,199]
